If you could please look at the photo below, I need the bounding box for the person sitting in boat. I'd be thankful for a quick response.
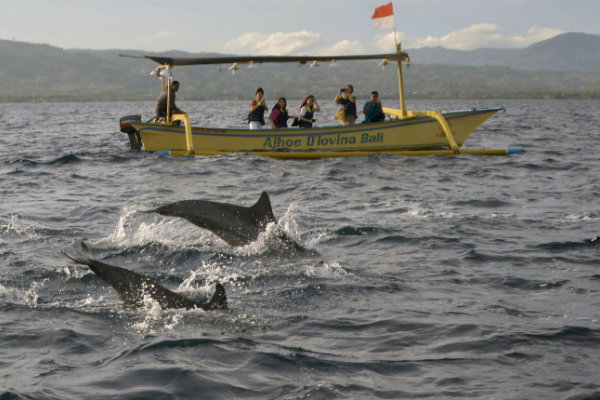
[249,88,268,129]
[334,84,357,125]
[363,91,385,123]
[298,95,320,128]
[269,97,295,129]
[155,80,183,119]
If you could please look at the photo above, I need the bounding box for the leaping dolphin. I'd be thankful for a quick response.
[148,192,314,255]
[63,241,227,311]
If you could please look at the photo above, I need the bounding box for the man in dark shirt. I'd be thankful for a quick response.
[363,91,384,123]
[155,80,183,118]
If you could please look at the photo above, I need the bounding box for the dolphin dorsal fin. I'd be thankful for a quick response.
[204,282,228,311]
[251,191,277,222]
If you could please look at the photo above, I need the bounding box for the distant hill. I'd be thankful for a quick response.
[1,33,599,102]
[408,33,600,73]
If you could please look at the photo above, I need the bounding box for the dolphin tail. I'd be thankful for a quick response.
[62,241,117,279]
[62,240,95,265]
[204,282,228,311]
[251,191,277,223]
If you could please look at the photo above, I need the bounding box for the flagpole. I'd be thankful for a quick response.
[393,18,407,118]
[372,2,407,118]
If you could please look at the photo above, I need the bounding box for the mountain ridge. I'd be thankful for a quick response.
[1,33,599,101]
[408,32,600,73]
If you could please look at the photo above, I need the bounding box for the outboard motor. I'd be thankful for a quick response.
[119,114,142,150]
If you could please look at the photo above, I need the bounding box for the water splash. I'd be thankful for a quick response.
[102,203,219,250]
[304,261,352,279]
[0,214,38,239]
[130,295,185,334]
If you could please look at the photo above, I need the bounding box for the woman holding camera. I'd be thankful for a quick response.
[334,84,357,125]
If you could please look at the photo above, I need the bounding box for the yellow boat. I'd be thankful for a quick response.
[119,46,523,158]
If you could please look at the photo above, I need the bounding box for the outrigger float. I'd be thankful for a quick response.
[119,43,524,158]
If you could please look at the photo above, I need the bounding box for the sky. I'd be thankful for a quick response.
[1,0,599,54]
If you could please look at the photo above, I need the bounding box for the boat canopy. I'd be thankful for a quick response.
[120,52,409,67]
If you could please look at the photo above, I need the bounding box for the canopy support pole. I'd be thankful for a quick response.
[166,76,172,123]
[395,43,407,119]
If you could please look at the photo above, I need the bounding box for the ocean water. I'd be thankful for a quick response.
[0,99,599,399]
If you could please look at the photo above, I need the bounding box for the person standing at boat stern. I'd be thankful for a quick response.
[155,80,183,118]
[298,95,320,128]
[249,88,268,129]
[334,84,357,125]
[363,91,385,123]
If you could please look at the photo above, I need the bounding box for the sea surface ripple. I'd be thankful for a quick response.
[1,99,599,399]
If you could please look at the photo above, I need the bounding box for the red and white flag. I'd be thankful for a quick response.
[372,3,395,30]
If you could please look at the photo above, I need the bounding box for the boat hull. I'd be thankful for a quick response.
[131,108,503,155]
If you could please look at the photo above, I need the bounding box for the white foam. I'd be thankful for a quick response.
[0,213,38,238]
[100,203,222,250]
[0,283,10,298]
[405,204,431,219]
[179,261,241,292]
[129,291,198,334]
[564,212,599,222]
[75,293,109,308]
[278,203,303,238]
[234,221,299,256]
[61,264,89,280]
[304,261,352,279]
[0,282,43,307]
[304,229,330,249]
[0,282,37,306]
[22,281,42,306]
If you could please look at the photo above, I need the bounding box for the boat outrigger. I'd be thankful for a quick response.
[119,43,523,158]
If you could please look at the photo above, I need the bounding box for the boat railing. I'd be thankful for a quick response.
[382,107,460,152]
[171,113,194,154]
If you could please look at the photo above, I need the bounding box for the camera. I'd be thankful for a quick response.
[340,88,346,92]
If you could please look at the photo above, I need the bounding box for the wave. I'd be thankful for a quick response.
[452,198,514,208]
[335,226,381,236]
[4,153,82,167]
[4,158,38,167]
[432,326,600,355]
[500,277,569,290]
[44,153,82,165]
[538,236,600,251]
[98,336,421,398]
